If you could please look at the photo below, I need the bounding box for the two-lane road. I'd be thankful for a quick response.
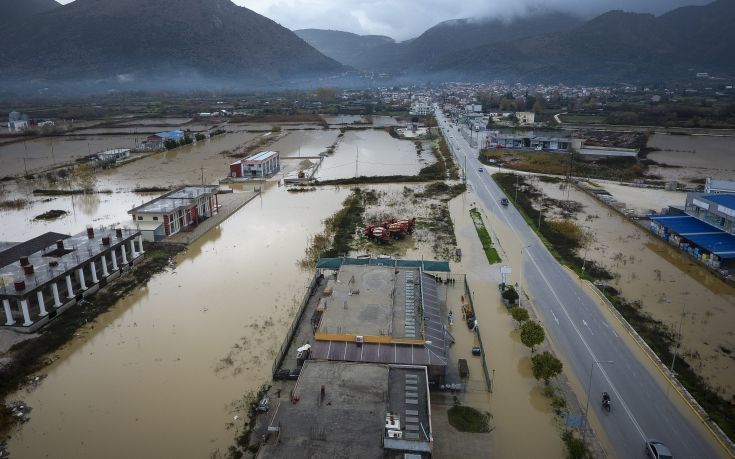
[436,109,727,458]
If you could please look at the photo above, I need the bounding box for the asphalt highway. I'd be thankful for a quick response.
[436,109,726,458]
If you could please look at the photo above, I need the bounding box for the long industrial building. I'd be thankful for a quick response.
[1,227,143,332]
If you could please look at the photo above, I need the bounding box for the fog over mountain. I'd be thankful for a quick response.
[239,0,711,40]
[0,0,345,93]
[55,0,713,41]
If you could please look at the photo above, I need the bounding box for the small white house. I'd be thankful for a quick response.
[97,148,131,163]
[8,120,29,133]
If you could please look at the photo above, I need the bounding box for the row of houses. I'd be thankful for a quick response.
[484,131,639,157]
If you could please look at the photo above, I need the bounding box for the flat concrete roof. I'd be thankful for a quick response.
[317,265,421,340]
[0,228,139,298]
[128,185,218,215]
[259,361,430,459]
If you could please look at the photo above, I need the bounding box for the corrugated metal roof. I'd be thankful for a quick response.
[650,215,735,258]
[316,257,450,272]
[246,150,278,162]
[704,193,735,210]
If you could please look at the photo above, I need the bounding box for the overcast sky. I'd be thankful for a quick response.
[56,0,712,41]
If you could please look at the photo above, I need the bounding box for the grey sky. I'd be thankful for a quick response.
[56,0,713,41]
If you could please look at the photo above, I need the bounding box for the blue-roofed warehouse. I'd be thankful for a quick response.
[649,192,735,272]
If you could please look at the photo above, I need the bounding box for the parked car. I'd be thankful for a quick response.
[256,395,270,412]
[274,368,301,380]
[645,439,673,459]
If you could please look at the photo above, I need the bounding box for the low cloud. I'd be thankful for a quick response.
[55,0,713,41]
[238,0,711,40]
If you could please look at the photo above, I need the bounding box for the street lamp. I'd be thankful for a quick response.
[583,360,614,442]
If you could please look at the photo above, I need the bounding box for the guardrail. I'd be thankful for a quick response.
[271,272,319,375]
[464,275,493,392]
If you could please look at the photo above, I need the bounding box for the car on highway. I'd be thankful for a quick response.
[478,167,484,172]
[645,439,673,459]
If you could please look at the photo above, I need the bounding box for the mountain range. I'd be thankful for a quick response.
[298,0,735,83]
[296,11,583,73]
[0,0,344,91]
[1,0,733,91]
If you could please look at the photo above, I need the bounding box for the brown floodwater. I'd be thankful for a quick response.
[96,131,260,189]
[265,129,339,158]
[0,135,144,176]
[5,184,349,458]
[316,130,433,180]
[537,181,735,398]
[448,194,566,458]
[647,133,735,183]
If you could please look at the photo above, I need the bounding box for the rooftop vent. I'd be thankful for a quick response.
[14,280,25,291]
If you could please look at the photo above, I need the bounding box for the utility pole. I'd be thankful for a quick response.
[355,147,359,178]
[200,167,205,186]
[515,174,519,201]
[671,304,687,372]
[538,207,542,232]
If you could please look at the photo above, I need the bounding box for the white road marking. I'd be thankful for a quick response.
[583,319,595,335]
[551,310,560,325]
[439,118,648,442]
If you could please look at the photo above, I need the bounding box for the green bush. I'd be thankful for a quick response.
[501,285,519,304]
[447,405,492,433]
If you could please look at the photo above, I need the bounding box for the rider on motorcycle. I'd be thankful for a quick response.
[602,392,611,409]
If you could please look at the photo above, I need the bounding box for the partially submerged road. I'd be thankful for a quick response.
[436,109,728,458]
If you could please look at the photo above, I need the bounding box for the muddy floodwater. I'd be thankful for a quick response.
[537,181,735,398]
[266,129,339,158]
[317,130,434,180]
[0,135,144,176]
[448,194,567,458]
[5,184,348,458]
[647,134,735,183]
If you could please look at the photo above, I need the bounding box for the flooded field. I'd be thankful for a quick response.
[97,131,260,189]
[5,184,349,458]
[316,129,433,180]
[647,134,735,183]
[536,181,735,398]
[0,135,143,176]
[266,129,339,158]
[321,114,366,125]
[115,117,193,126]
[588,180,686,215]
[0,130,264,242]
